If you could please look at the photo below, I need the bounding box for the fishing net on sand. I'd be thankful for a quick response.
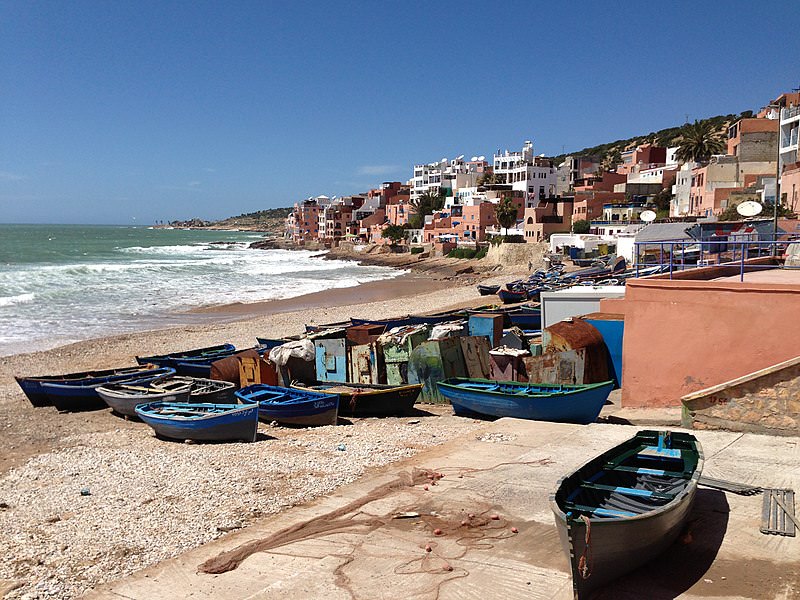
[198,459,553,595]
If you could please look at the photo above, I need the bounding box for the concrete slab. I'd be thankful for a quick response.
[85,421,800,600]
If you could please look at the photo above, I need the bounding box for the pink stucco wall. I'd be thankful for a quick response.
[615,277,800,407]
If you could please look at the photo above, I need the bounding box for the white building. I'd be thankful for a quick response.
[410,156,486,203]
[493,141,557,205]
[671,162,695,217]
[779,104,800,177]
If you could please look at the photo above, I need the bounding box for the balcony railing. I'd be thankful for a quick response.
[633,236,790,282]
[783,106,800,121]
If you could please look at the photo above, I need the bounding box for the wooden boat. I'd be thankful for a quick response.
[551,430,703,598]
[135,401,259,443]
[497,288,528,304]
[235,384,339,426]
[436,378,614,424]
[292,382,423,417]
[173,376,237,403]
[22,366,176,412]
[97,378,193,417]
[135,343,237,369]
[15,364,171,408]
[477,283,501,296]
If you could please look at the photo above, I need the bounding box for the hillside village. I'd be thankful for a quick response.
[283,90,800,259]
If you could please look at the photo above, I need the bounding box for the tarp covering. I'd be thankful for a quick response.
[268,339,315,367]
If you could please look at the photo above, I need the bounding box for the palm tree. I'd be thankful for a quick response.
[494,197,518,236]
[675,120,726,164]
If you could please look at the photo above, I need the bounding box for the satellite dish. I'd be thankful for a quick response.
[640,210,657,222]
[470,156,478,162]
[456,155,465,160]
[736,200,763,217]
[478,156,485,161]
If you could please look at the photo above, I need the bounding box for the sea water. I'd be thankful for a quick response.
[0,224,401,356]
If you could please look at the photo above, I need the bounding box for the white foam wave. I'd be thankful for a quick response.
[0,292,35,307]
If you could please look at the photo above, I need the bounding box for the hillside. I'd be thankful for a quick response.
[169,207,292,232]
[551,111,751,165]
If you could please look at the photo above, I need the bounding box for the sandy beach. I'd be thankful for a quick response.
[0,261,521,599]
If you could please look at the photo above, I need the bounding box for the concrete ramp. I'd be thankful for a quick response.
[682,356,800,435]
[85,421,800,600]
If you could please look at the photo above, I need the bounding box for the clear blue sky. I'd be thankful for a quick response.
[1,1,798,224]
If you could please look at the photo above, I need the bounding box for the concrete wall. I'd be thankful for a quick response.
[681,356,800,435]
[614,277,800,408]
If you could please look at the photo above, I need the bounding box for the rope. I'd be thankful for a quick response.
[349,389,362,411]
[577,515,593,580]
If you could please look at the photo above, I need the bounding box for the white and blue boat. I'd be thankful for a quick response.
[135,401,259,442]
[436,378,614,425]
[235,384,339,426]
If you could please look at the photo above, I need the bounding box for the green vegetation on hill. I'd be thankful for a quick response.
[551,112,751,165]
[211,207,293,232]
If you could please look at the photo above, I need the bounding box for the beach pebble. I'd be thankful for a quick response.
[80,488,91,496]
[336,444,346,451]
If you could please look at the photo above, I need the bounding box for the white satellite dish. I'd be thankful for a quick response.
[640,210,657,222]
[478,155,485,161]
[736,200,763,217]
[456,154,464,160]
[470,156,478,162]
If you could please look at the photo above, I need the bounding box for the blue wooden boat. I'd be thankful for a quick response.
[135,343,237,369]
[135,401,259,443]
[497,288,528,304]
[170,345,269,378]
[551,430,703,598]
[16,365,175,410]
[436,378,614,424]
[477,283,501,296]
[235,384,339,426]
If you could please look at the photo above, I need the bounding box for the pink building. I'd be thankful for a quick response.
[616,143,667,175]
[424,202,500,243]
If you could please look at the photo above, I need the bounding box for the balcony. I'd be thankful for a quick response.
[783,106,800,121]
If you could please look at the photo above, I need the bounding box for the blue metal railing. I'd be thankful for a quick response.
[633,237,789,282]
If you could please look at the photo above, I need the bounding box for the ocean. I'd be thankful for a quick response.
[0,224,401,357]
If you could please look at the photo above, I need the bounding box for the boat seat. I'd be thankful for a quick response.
[563,502,637,518]
[607,465,690,478]
[580,481,676,500]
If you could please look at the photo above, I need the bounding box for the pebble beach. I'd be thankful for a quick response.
[0,272,508,599]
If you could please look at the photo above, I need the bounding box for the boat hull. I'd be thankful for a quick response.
[35,367,177,412]
[498,289,527,304]
[97,381,193,417]
[295,383,423,417]
[15,365,169,407]
[550,430,703,598]
[437,378,613,424]
[135,402,259,443]
[236,385,340,427]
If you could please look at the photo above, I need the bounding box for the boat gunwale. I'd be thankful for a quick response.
[549,430,705,526]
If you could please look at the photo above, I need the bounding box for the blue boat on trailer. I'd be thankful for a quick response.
[135,401,259,443]
[235,384,339,426]
[551,430,703,598]
[436,378,614,425]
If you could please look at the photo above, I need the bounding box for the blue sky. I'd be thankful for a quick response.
[1,1,798,224]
